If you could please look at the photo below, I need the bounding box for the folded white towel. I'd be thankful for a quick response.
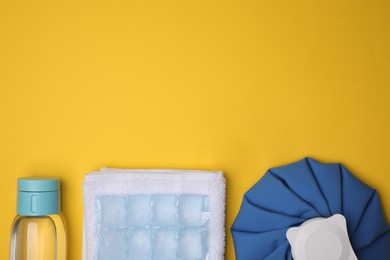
[82,168,226,260]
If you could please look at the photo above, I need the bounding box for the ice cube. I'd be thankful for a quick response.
[178,228,204,260]
[100,229,127,260]
[128,229,152,260]
[152,228,178,260]
[127,195,152,227]
[152,195,177,226]
[178,195,206,226]
[99,196,127,229]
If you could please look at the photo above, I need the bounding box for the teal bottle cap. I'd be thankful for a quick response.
[18,177,60,192]
[17,177,61,216]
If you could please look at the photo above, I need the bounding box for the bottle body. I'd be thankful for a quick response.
[10,214,66,260]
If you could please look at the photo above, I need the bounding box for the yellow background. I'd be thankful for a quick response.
[1,0,389,259]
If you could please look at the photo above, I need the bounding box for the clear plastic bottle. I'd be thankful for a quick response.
[10,177,67,260]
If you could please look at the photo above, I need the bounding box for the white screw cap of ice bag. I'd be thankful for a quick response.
[286,214,357,260]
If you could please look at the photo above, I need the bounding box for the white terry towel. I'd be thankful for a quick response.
[82,168,226,260]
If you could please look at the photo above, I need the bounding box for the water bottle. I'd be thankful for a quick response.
[10,177,67,260]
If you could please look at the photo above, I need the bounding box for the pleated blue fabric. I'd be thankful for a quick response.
[231,157,390,260]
